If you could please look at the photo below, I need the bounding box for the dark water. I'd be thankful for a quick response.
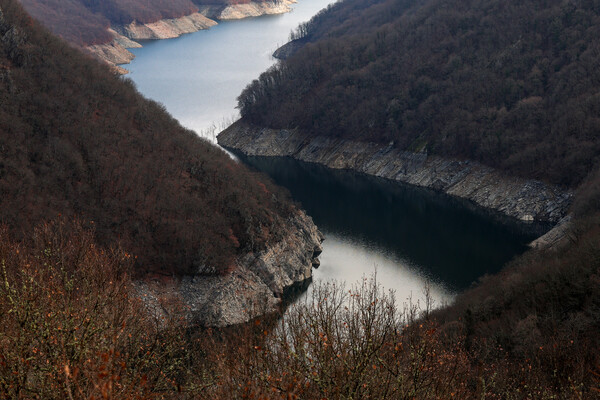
[238,154,540,302]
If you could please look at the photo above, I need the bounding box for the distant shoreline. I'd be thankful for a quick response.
[85,0,297,73]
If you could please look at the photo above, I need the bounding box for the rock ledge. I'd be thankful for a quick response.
[218,121,572,225]
[136,210,322,327]
[85,0,295,72]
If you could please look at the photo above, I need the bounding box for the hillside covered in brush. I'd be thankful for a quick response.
[239,0,600,187]
[19,0,273,46]
[19,0,198,45]
[0,0,298,276]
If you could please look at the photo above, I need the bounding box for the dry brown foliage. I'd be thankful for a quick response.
[0,220,193,399]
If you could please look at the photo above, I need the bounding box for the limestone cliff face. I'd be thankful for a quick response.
[199,0,296,20]
[218,121,572,225]
[113,12,217,41]
[86,0,295,72]
[85,29,140,73]
[136,210,323,327]
[86,13,217,72]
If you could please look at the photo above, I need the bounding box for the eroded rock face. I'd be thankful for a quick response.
[211,0,296,20]
[85,0,295,71]
[113,13,217,41]
[218,121,572,225]
[529,215,572,250]
[86,30,139,67]
[136,210,322,327]
[87,13,218,71]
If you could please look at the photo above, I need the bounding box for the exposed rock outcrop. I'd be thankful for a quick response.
[135,210,323,327]
[113,12,217,41]
[86,0,296,72]
[86,14,217,71]
[85,30,140,73]
[218,121,573,225]
[529,215,573,249]
[198,0,296,20]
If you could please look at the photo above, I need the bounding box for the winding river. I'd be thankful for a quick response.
[125,0,538,307]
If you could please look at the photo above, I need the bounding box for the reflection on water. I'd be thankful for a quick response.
[237,154,542,299]
[314,233,454,308]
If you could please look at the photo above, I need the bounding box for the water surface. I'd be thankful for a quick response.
[126,0,332,138]
[125,1,539,307]
[239,155,538,300]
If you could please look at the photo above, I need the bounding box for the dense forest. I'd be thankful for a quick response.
[19,0,199,45]
[234,0,600,395]
[239,0,600,187]
[2,218,598,398]
[0,0,599,397]
[0,0,298,276]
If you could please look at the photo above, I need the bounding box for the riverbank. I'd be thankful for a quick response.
[136,210,323,327]
[86,0,296,72]
[218,121,572,228]
[198,0,297,20]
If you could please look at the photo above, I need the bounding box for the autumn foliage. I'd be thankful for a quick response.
[19,0,273,46]
[1,0,599,397]
[2,219,596,398]
[0,220,194,399]
[239,0,600,187]
[0,0,295,276]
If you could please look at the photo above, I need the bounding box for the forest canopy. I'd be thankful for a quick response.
[0,0,297,276]
[239,0,600,187]
[19,0,260,46]
[0,0,599,396]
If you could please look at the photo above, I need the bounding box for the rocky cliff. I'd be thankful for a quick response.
[218,121,572,225]
[86,12,217,71]
[86,0,295,72]
[199,0,296,20]
[136,210,323,327]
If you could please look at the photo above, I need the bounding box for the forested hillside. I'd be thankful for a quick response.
[231,0,600,395]
[239,0,600,187]
[19,0,272,46]
[1,0,599,396]
[19,0,199,45]
[0,0,296,276]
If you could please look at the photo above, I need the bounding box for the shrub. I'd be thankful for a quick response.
[0,219,192,399]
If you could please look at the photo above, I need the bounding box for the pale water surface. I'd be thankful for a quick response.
[126,0,333,139]
[125,0,539,308]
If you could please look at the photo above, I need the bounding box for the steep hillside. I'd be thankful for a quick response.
[218,0,600,394]
[0,0,320,285]
[20,0,292,46]
[238,0,600,188]
[20,0,199,45]
[19,0,297,69]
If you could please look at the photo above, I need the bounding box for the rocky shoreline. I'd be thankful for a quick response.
[136,210,323,327]
[85,0,296,72]
[198,0,296,20]
[218,121,573,226]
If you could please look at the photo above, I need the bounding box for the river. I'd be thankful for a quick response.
[125,0,538,307]
[126,0,333,138]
